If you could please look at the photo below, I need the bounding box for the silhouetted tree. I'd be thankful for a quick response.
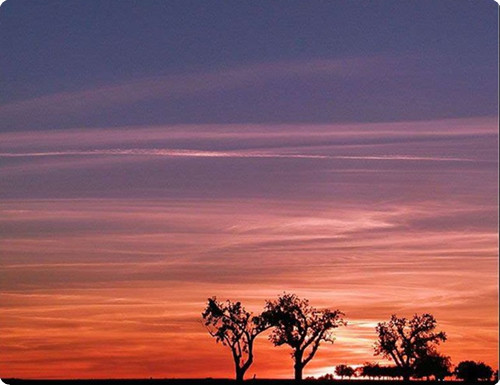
[360,363,403,380]
[374,313,446,381]
[414,353,452,381]
[265,293,345,380]
[202,297,271,381]
[360,363,380,379]
[454,361,493,382]
[384,365,404,380]
[335,364,355,379]
[354,366,364,378]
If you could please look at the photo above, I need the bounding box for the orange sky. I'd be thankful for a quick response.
[1,0,498,379]
[0,118,498,379]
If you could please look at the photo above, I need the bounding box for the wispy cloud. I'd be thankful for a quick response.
[0,148,477,162]
[2,54,494,129]
[0,116,497,378]
[1,198,497,378]
[0,57,383,123]
[1,118,496,203]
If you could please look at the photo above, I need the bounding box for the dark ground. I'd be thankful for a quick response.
[2,379,495,385]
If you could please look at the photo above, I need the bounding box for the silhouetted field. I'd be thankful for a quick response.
[3,379,496,385]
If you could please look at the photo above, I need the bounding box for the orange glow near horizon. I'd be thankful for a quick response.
[1,0,498,378]
[1,198,498,379]
[0,119,498,379]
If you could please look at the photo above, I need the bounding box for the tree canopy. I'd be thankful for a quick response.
[454,360,494,382]
[335,364,355,379]
[414,353,452,381]
[265,293,345,380]
[374,313,446,380]
[201,298,496,382]
[359,363,404,379]
[202,297,271,381]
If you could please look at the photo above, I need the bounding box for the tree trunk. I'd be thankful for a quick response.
[294,350,304,380]
[294,364,303,381]
[235,367,245,381]
[233,339,253,381]
[401,365,411,381]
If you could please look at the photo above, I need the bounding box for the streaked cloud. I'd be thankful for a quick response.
[0,116,497,378]
[1,194,497,378]
[0,57,379,128]
[0,148,478,162]
[1,1,497,379]
[1,54,496,130]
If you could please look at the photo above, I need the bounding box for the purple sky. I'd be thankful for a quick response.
[0,0,498,380]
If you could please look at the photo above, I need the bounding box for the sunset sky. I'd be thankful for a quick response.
[0,0,498,380]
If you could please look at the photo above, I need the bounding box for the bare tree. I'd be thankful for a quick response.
[202,297,271,381]
[374,313,446,381]
[265,293,346,380]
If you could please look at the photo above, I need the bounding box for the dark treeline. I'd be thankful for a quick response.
[202,293,497,382]
[3,380,498,385]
